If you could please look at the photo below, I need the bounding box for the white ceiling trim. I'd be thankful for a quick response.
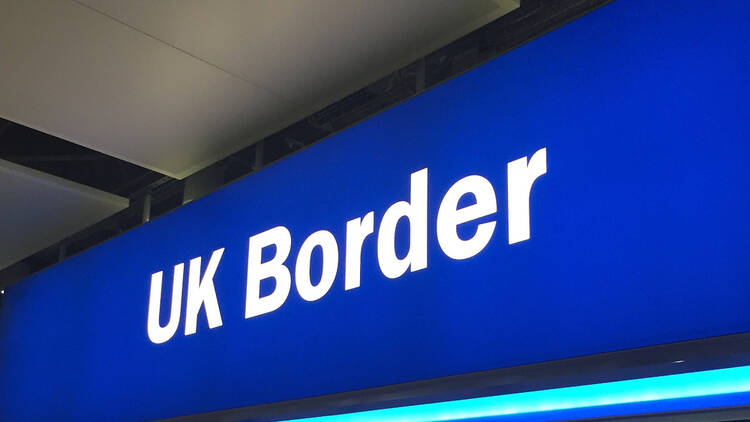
[0,158,129,270]
[0,159,128,208]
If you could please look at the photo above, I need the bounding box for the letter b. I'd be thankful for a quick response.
[246,226,292,318]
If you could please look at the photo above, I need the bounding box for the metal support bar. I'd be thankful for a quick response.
[183,165,224,204]
[58,242,67,263]
[253,140,265,171]
[415,57,426,93]
[142,192,152,223]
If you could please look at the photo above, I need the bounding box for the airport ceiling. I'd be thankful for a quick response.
[1,0,518,178]
[0,0,607,286]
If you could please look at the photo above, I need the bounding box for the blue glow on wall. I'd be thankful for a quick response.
[286,366,750,422]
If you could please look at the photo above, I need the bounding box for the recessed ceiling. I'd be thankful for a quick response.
[0,0,518,178]
[0,159,128,270]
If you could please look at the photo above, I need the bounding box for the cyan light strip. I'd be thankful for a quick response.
[285,366,750,422]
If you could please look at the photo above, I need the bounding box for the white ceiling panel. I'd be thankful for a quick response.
[0,159,128,270]
[0,0,294,178]
[78,0,518,112]
[0,0,517,178]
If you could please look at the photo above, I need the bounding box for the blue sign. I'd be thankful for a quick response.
[2,1,750,420]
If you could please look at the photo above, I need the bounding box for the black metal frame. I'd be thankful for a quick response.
[155,332,750,421]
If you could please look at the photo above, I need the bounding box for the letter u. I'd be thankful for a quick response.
[147,263,184,344]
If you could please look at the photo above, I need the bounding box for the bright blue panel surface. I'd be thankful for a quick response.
[284,366,750,421]
[2,1,750,420]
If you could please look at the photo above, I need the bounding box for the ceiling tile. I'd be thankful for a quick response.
[0,0,517,178]
[0,159,128,270]
[80,0,517,111]
[0,0,294,178]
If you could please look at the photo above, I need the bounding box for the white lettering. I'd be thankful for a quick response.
[184,248,225,336]
[146,148,549,340]
[507,148,547,244]
[437,175,497,259]
[344,212,374,290]
[245,226,292,318]
[377,168,428,279]
[147,263,184,344]
[295,230,339,301]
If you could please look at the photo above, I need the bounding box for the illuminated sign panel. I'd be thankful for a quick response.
[1,1,749,421]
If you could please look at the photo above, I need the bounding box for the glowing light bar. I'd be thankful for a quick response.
[285,366,750,422]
